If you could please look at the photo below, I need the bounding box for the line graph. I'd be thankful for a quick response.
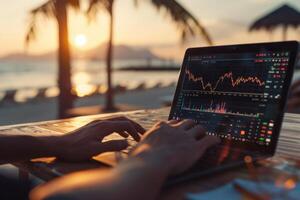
[184,69,265,93]
[169,51,290,146]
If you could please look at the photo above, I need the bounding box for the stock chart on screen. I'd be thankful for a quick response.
[171,51,290,146]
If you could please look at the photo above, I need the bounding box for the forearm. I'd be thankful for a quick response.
[103,158,169,200]
[0,135,61,162]
[31,157,169,200]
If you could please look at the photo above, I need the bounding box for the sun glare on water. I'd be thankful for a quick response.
[74,34,87,48]
[73,72,97,97]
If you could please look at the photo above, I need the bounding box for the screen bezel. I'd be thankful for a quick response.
[169,41,299,156]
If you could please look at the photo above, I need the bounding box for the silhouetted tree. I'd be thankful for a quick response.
[87,0,213,111]
[25,0,80,118]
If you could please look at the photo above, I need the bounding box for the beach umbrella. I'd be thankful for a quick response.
[249,4,300,40]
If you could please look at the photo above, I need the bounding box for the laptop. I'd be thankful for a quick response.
[6,41,298,185]
[95,41,299,185]
[165,41,299,185]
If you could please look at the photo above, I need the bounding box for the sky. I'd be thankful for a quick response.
[0,0,299,60]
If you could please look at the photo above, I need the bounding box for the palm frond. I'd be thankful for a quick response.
[31,0,56,19]
[68,0,81,11]
[144,0,212,45]
[25,0,56,46]
[25,0,81,46]
[25,14,38,46]
[87,0,112,21]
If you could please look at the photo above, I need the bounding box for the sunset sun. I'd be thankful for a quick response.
[74,34,87,48]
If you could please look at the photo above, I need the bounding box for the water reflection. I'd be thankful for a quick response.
[73,71,91,85]
[0,59,179,93]
[45,87,60,98]
[72,72,97,97]
[73,84,97,97]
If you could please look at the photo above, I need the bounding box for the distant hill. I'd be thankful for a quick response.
[84,43,160,60]
[0,44,161,61]
[0,52,56,61]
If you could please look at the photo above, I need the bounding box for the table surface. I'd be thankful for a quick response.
[2,107,300,199]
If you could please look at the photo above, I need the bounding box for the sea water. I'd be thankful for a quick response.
[0,59,179,92]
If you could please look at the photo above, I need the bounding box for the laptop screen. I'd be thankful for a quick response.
[169,41,298,154]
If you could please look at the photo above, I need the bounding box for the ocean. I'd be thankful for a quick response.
[0,59,180,92]
[1,59,300,100]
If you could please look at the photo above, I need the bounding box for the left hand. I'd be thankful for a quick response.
[53,116,145,162]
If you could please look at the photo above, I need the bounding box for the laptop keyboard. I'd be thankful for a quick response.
[44,118,255,162]
[32,112,259,166]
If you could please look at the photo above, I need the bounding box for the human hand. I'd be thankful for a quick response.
[29,120,218,200]
[129,119,220,176]
[54,116,145,162]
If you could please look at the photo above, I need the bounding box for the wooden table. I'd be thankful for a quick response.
[1,108,300,199]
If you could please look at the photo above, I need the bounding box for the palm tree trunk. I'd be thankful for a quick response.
[105,1,115,111]
[55,0,73,118]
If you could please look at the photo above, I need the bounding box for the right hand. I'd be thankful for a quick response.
[129,119,220,176]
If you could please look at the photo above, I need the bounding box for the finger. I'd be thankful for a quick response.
[91,140,129,155]
[155,121,168,126]
[174,119,196,130]
[90,121,141,141]
[127,120,146,134]
[85,117,146,135]
[110,121,141,141]
[107,116,146,134]
[196,135,220,151]
[167,119,180,124]
[188,125,206,139]
[85,120,102,127]
[118,131,129,138]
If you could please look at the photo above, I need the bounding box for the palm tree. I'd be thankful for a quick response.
[87,0,213,111]
[25,0,80,118]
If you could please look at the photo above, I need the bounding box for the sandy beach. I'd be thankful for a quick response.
[0,86,175,126]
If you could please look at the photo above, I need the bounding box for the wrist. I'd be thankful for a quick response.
[128,146,172,176]
[119,155,170,181]
[37,135,66,158]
